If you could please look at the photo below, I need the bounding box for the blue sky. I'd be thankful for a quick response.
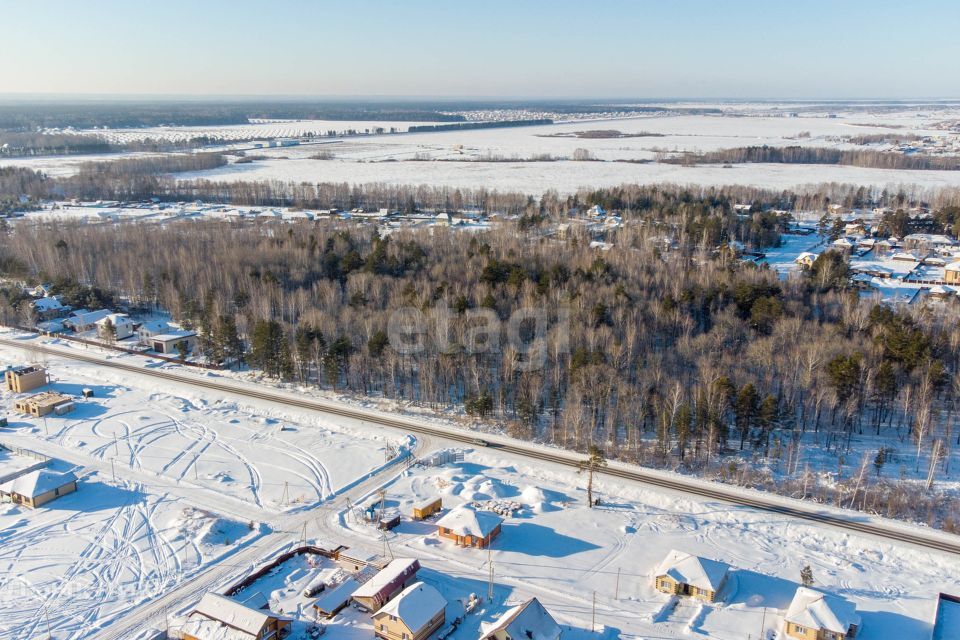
[2,0,958,98]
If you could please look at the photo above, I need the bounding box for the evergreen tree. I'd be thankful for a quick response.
[578,445,607,508]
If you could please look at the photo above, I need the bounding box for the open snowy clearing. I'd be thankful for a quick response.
[0,470,254,640]
[335,449,960,639]
[4,105,959,194]
[0,343,404,513]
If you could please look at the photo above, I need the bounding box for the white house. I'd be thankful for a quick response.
[136,319,173,345]
[95,313,134,340]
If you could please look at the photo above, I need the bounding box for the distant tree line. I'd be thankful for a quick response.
[407,119,553,133]
[666,145,960,171]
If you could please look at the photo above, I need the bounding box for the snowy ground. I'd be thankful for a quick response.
[4,104,960,193]
[0,469,255,640]
[332,449,960,639]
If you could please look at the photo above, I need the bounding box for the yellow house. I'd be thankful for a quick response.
[0,469,77,508]
[181,592,291,640]
[795,252,818,270]
[653,550,730,603]
[5,365,48,393]
[372,581,446,640]
[945,262,960,285]
[784,587,860,640]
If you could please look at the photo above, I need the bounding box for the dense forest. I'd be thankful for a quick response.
[1,189,959,529]
[3,153,960,528]
[668,145,960,171]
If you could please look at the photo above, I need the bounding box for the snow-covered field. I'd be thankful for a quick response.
[0,348,401,512]
[5,104,960,194]
[0,470,254,639]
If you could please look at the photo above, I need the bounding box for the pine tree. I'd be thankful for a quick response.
[800,565,814,587]
[578,445,607,508]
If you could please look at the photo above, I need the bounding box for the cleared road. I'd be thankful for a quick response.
[5,335,960,563]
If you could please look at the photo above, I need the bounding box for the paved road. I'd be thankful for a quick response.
[7,337,960,558]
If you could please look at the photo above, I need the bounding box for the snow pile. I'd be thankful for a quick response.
[167,507,248,546]
[470,499,522,517]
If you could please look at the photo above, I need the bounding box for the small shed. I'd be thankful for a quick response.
[412,497,442,520]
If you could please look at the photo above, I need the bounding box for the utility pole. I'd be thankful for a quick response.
[759,606,767,640]
[300,521,307,547]
[487,544,494,601]
[591,590,596,633]
[281,481,290,507]
[615,567,620,600]
[114,433,119,455]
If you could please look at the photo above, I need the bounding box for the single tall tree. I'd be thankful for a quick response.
[578,445,607,508]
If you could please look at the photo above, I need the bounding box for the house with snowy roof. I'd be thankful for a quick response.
[783,587,860,640]
[351,558,421,611]
[795,252,818,269]
[0,469,77,508]
[480,598,561,640]
[945,261,960,285]
[372,581,446,640]
[95,313,134,340]
[181,592,291,640]
[63,308,112,332]
[30,295,66,321]
[436,504,503,549]
[653,549,730,603]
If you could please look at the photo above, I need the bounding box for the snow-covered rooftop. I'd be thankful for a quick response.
[784,587,860,635]
[480,598,561,640]
[31,297,63,312]
[654,549,729,592]
[436,504,503,538]
[352,558,420,599]
[0,469,76,499]
[374,581,446,632]
[187,592,278,638]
